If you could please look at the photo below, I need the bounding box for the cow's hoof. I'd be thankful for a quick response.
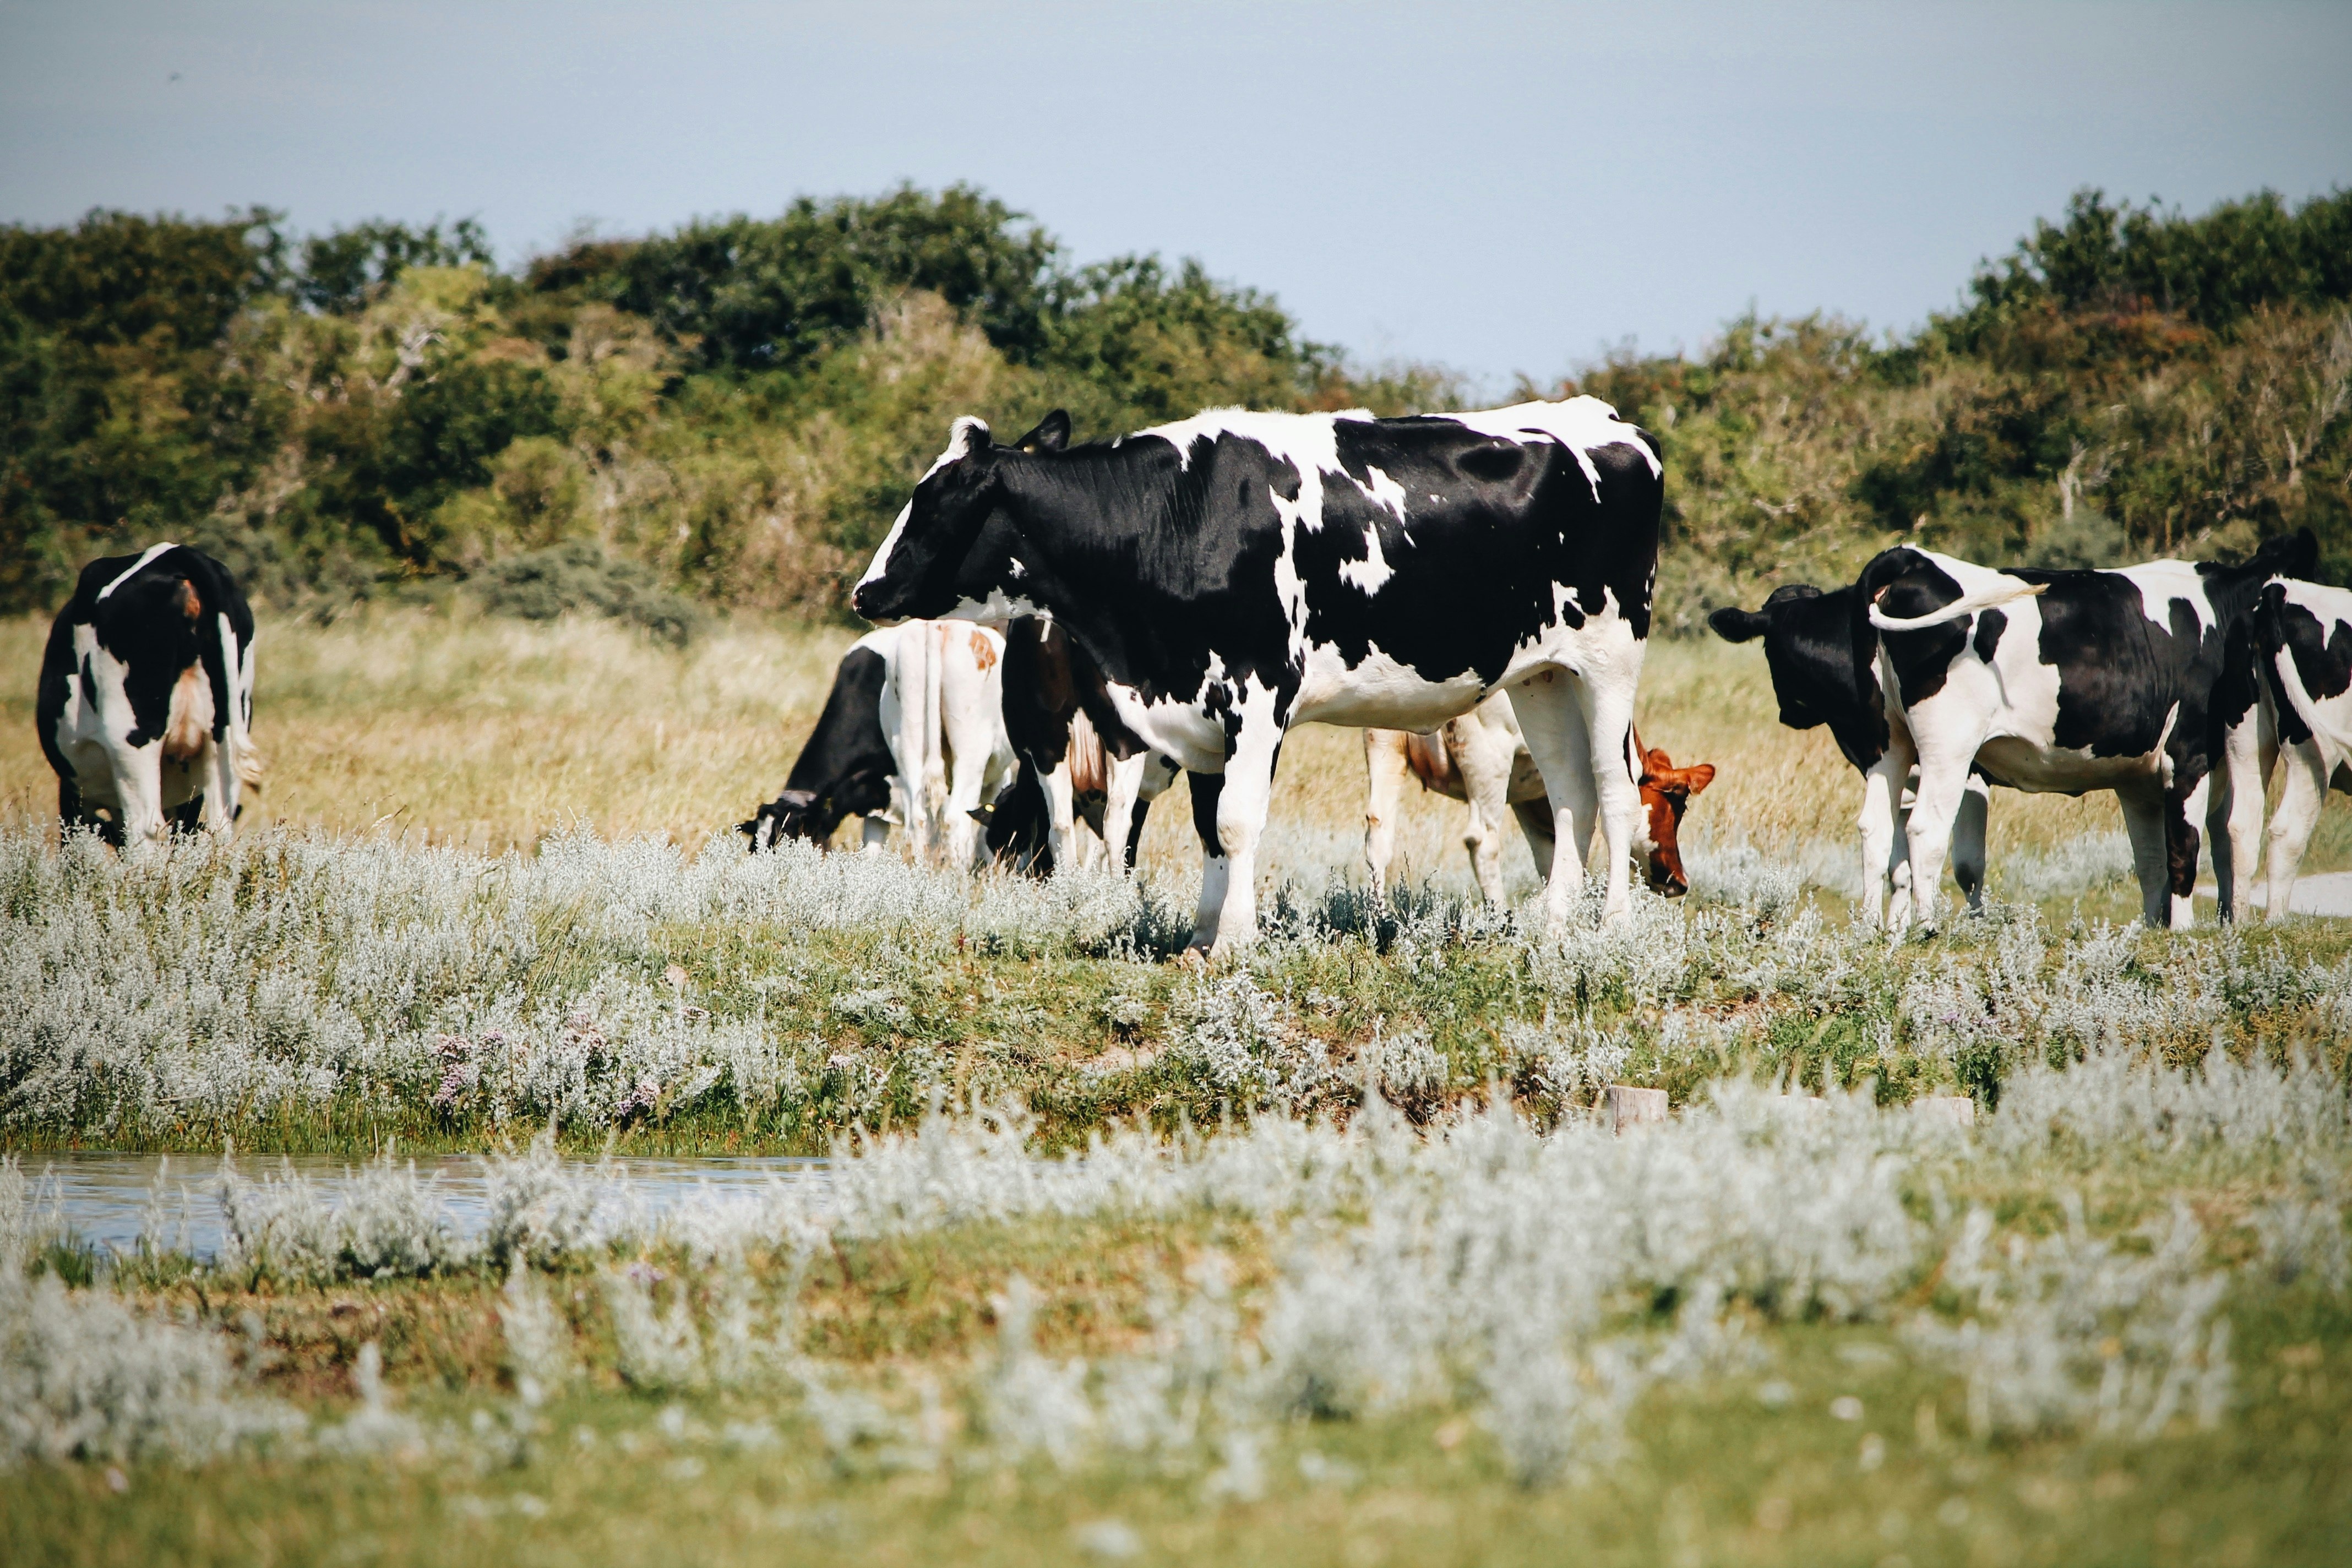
[1176,946,1210,971]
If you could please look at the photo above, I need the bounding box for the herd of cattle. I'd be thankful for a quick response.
[34,396,2352,954]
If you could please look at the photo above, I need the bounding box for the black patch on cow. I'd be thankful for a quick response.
[853,409,1662,768]
[1973,608,2006,663]
[1709,581,1892,771]
[741,645,893,847]
[1001,618,1076,774]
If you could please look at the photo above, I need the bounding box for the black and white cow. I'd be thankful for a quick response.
[739,628,899,852]
[1707,582,1992,924]
[37,543,260,848]
[2250,573,2352,915]
[1860,532,2315,931]
[739,620,1019,866]
[851,400,1664,953]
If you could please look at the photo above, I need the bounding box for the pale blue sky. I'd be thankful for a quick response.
[3,1,2346,388]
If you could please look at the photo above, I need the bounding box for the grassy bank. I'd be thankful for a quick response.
[4,1061,2349,1566]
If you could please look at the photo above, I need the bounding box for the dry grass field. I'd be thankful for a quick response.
[14,603,2325,901]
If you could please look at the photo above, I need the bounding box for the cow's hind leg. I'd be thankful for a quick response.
[1900,745,1980,934]
[1204,709,1284,958]
[2263,741,2327,921]
[1577,653,1646,924]
[1507,671,1600,928]
[2208,711,2268,922]
[1952,775,1990,911]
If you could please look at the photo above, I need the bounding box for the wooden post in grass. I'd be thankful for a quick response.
[1605,1085,1668,1131]
[1915,1095,1977,1128]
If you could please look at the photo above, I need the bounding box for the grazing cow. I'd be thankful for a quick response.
[1363,697,1712,902]
[1000,617,1177,872]
[1860,531,2315,931]
[1707,583,1993,923]
[738,628,898,852]
[852,399,1664,954]
[37,543,260,848]
[739,620,1019,867]
[2249,574,2352,916]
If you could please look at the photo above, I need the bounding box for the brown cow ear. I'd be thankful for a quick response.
[1685,764,1716,794]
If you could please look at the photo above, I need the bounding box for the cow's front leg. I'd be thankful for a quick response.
[2116,779,2171,927]
[1362,729,1410,904]
[1188,771,1229,951]
[1506,671,1599,929]
[1205,716,1283,957]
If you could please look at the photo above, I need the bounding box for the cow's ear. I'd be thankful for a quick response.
[1684,764,1716,795]
[1012,410,1071,454]
[1707,606,1768,644]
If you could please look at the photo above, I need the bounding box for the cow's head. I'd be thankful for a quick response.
[1708,581,1888,770]
[1635,745,1714,897]
[738,788,832,851]
[851,411,1071,624]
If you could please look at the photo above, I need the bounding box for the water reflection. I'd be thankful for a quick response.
[9,1150,829,1261]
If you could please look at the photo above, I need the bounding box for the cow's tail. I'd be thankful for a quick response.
[1868,578,2048,632]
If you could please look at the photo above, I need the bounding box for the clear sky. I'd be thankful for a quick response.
[3,1,2346,389]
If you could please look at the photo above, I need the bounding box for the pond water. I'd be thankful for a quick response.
[7,1150,830,1261]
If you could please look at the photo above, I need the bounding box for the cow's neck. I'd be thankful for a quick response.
[994,451,1178,692]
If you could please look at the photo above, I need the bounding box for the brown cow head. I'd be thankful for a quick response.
[1635,743,1714,898]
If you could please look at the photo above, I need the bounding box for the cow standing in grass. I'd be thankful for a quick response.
[1707,582,1994,924]
[1860,532,2313,931]
[739,619,1018,867]
[852,400,1663,954]
[2248,573,2352,916]
[37,543,260,848]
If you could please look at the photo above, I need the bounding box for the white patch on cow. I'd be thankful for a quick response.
[2116,559,2217,634]
[1335,465,1407,596]
[947,588,1039,625]
[857,503,914,592]
[1442,398,1660,497]
[97,542,178,601]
